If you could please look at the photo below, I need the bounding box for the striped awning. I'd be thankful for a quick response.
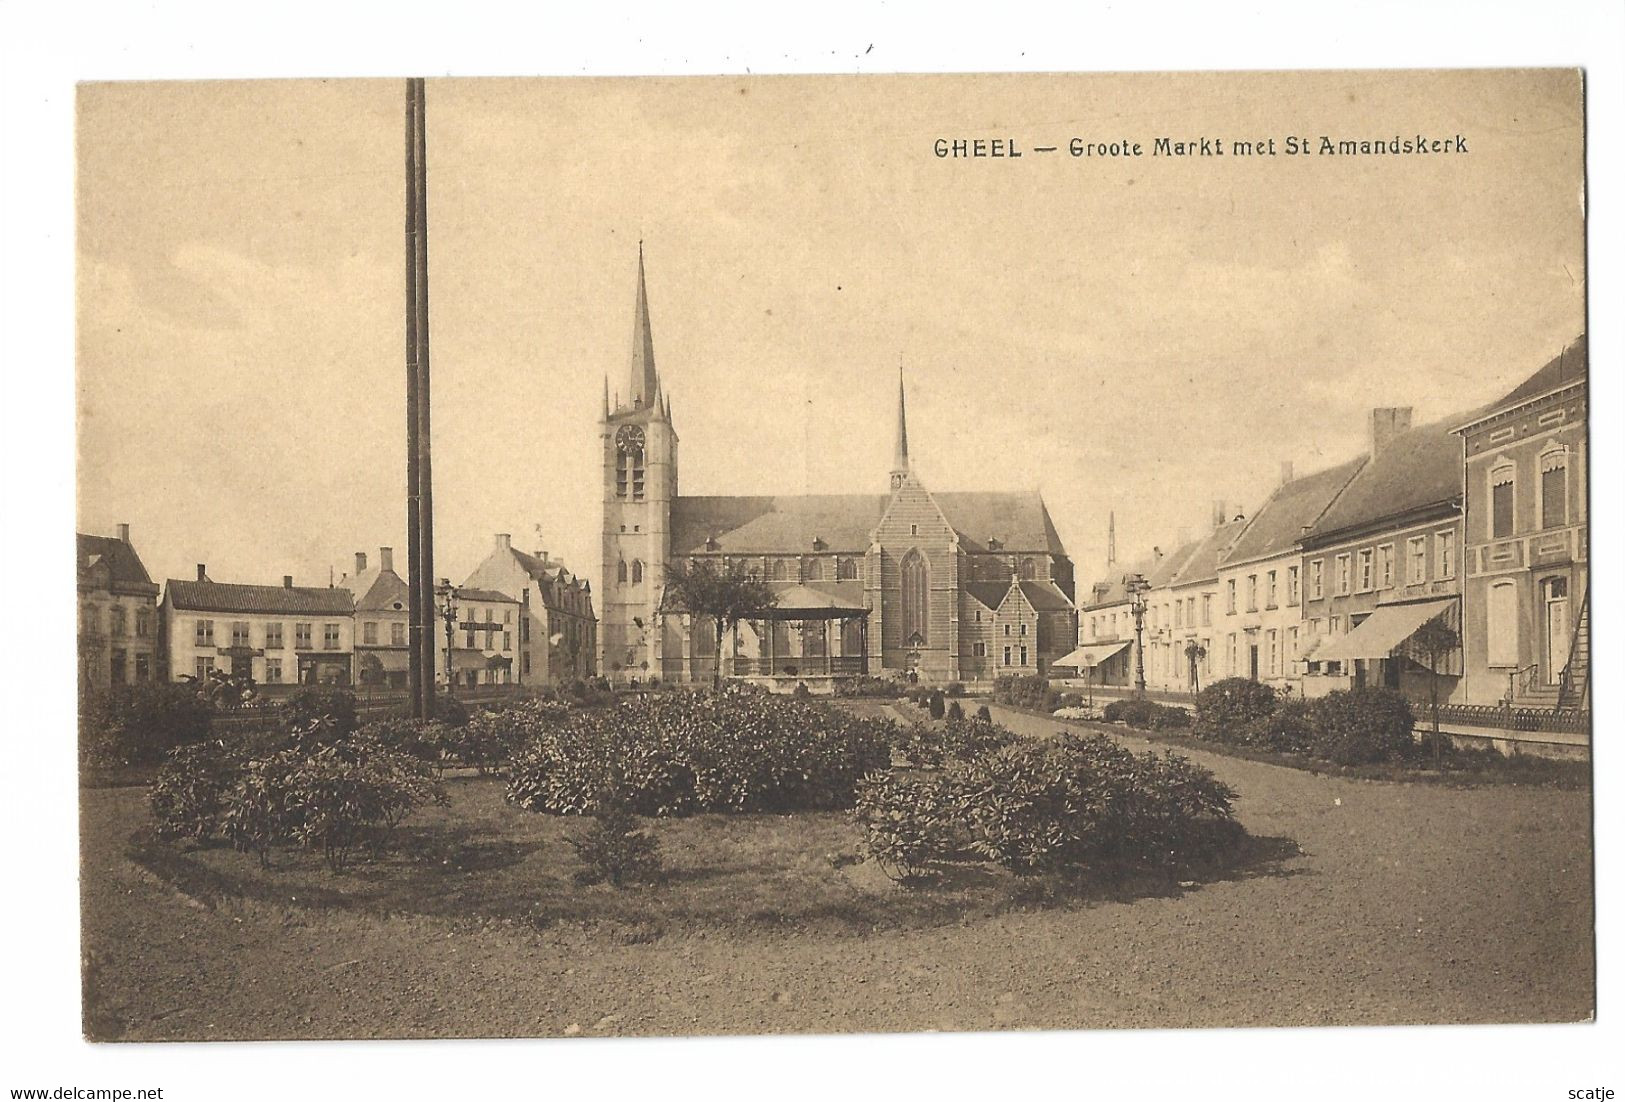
[1054,640,1133,669]
[1312,598,1457,663]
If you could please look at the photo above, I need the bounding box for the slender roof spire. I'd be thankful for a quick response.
[601,375,610,420]
[891,361,910,475]
[627,241,659,410]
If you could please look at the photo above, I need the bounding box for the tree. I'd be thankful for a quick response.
[1184,640,1208,695]
[660,560,779,690]
[1406,617,1461,768]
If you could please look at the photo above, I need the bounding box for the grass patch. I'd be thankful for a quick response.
[123,775,1286,941]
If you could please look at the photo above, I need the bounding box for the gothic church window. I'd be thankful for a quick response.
[900,549,929,645]
[837,557,857,580]
[616,560,628,584]
[806,558,823,581]
[631,560,643,584]
[1020,558,1035,580]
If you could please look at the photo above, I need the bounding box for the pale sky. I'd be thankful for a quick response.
[76,70,1584,596]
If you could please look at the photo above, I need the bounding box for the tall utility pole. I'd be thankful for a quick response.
[405,78,436,720]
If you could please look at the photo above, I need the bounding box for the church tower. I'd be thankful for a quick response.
[600,244,677,680]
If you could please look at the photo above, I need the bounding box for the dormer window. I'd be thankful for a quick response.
[988,537,1003,551]
[704,535,719,552]
[811,536,826,552]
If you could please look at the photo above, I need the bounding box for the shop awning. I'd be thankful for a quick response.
[1312,599,1457,663]
[449,648,488,672]
[1054,640,1133,669]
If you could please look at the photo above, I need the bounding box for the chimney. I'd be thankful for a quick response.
[495,533,512,553]
[1279,461,1294,486]
[355,551,368,575]
[116,523,130,543]
[196,564,207,582]
[379,547,394,573]
[283,575,293,588]
[1369,406,1414,456]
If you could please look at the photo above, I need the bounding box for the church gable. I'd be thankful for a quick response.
[872,479,955,548]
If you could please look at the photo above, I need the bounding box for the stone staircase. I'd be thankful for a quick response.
[1557,590,1590,712]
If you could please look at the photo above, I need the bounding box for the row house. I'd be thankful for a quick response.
[338,547,410,688]
[77,524,160,690]
[1215,459,1364,693]
[461,533,598,685]
[160,566,355,686]
[1138,534,1201,692]
[1074,552,1156,688]
[1300,408,1471,703]
[1456,338,1588,708]
[448,588,522,687]
[1160,515,1249,692]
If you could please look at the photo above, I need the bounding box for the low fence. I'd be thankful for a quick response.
[1432,702,1591,735]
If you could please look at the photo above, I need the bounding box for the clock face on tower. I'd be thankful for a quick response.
[616,424,645,455]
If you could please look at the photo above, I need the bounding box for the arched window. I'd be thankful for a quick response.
[1020,557,1036,580]
[1540,445,1569,529]
[836,557,857,580]
[1486,580,1519,667]
[900,549,929,645]
[616,560,628,584]
[769,559,787,581]
[631,560,643,584]
[806,558,823,581]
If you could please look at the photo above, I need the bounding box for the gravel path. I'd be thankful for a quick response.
[81,707,1593,1040]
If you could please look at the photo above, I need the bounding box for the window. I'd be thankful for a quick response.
[135,655,150,681]
[632,560,644,584]
[769,559,787,581]
[363,621,378,645]
[1003,646,1012,666]
[503,631,512,652]
[1201,594,1212,626]
[523,652,532,675]
[1288,626,1299,663]
[805,558,822,581]
[1407,537,1427,584]
[265,658,282,684]
[231,621,250,647]
[837,557,857,580]
[323,623,341,650]
[266,622,284,649]
[194,657,214,680]
[1335,555,1351,596]
[1267,629,1278,676]
[195,619,214,646]
[1226,580,1237,615]
[1491,461,1515,538]
[390,622,405,646]
[1356,549,1374,592]
[1436,530,1456,580]
[1020,558,1035,580]
[110,606,126,637]
[1286,566,1300,606]
[465,628,476,649]
[295,622,313,649]
[1246,575,1258,612]
[1019,645,1029,666]
[82,604,98,634]
[1309,559,1324,601]
[1020,623,1028,637]
[900,549,929,644]
[111,649,127,684]
[1377,544,1394,589]
[1540,447,1568,528]
[136,608,151,637]
[1227,634,1238,676]
[1186,597,1196,625]
[1174,601,1184,628]
[1265,571,1278,608]
[972,641,986,658]
[1486,580,1519,667]
[616,560,628,584]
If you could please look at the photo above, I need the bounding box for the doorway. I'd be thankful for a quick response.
[1248,645,1259,681]
[1544,576,1570,685]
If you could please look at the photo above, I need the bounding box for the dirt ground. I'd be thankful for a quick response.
[80,705,1594,1040]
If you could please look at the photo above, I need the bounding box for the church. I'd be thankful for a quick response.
[599,249,1079,687]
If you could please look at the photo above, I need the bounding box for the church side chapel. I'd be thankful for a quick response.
[600,249,1078,689]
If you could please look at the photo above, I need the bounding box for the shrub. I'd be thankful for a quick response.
[431,693,470,729]
[898,717,1020,769]
[1310,688,1417,765]
[793,681,813,700]
[927,689,946,719]
[945,682,966,698]
[834,675,905,699]
[975,704,992,723]
[361,715,450,769]
[992,674,1052,711]
[1246,697,1316,753]
[150,741,240,841]
[81,683,214,766]
[1103,698,1189,730]
[946,700,964,721]
[853,773,962,882]
[564,801,663,887]
[504,695,894,817]
[285,687,360,736]
[280,735,446,872]
[1193,678,1278,743]
[952,732,1239,875]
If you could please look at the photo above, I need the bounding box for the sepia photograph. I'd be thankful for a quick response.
[5,3,1620,1096]
[71,66,1593,1045]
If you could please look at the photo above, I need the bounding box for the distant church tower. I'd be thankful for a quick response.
[600,245,677,678]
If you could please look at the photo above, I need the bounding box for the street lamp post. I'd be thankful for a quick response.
[1125,572,1150,699]
[435,578,460,697]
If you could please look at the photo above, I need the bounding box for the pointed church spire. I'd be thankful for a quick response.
[602,375,610,421]
[891,362,910,476]
[628,241,660,410]
[1107,511,1117,567]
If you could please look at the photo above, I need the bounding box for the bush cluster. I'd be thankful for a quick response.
[992,674,1060,713]
[1102,698,1191,729]
[503,695,894,817]
[1189,681,1417,764]
[834,675,908,699]
[81,683,214,767]
[149,713,445,872]
[895,717,1020,769]
[856,723,1240,881]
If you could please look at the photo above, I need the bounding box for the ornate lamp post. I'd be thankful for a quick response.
[1125,572,1151,699]
[434,577,460,696]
